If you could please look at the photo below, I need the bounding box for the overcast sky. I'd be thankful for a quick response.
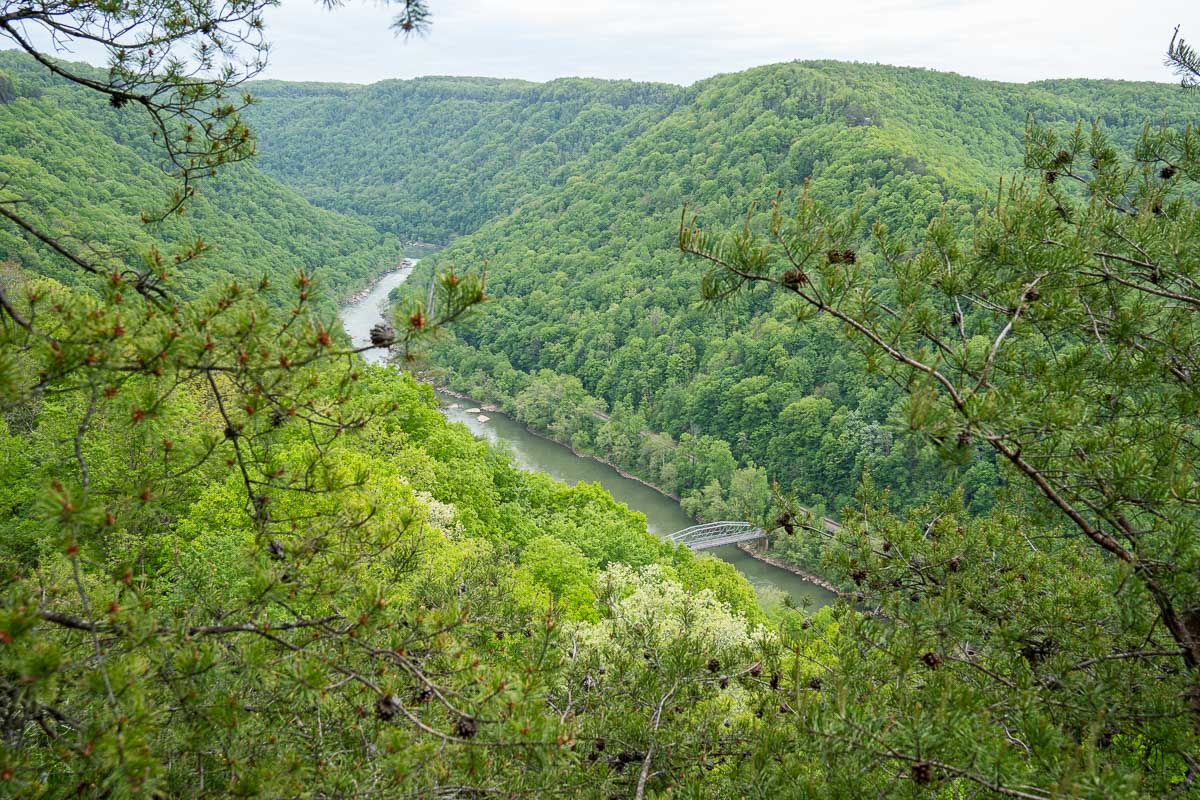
[255,0,1194,86]
[5,1,1195,86]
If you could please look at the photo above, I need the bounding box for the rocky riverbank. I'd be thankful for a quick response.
[343,258,418,305]
[434,385,502,413]
[431,383,844,593]
[429,384,686,502]
[735,542,841,594]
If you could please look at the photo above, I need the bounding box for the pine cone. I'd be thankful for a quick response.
[375,694,402,721]
[369,323,396,347]
[780,268,809,290]
[455,715,478,739]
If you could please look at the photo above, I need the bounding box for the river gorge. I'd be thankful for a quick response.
[341,263,835,610]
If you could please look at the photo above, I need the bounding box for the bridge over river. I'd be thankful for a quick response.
[668,522,767,550]
[669,516,842,551]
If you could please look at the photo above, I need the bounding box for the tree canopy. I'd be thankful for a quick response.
[3,6,1200,797]
[681,116,1200,784]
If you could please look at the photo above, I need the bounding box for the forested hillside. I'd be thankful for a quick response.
[0,46,799,797]
[5,8,1200,790]
[248,76,680,242]
[0,51,402,302]
[249,61,1197,534]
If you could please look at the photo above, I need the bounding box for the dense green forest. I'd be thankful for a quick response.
[248,76,680,243]
[0,51,403,302]
[0,45,806,798]
[248,62,1198,547]
[3,8,1200,796]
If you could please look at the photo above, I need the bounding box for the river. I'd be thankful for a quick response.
[342,263,834,610]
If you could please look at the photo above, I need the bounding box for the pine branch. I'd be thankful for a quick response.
[1167,26,1200,89]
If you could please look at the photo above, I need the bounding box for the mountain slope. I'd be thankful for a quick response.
[0,51,402,302]
[248,76,681,243]
[245,59,1196,529]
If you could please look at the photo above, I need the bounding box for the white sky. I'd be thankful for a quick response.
[257,0,1195,85]
[5,1,1196,86]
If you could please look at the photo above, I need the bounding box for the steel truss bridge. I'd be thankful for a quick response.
[668,514,841,551]
[667,521,767,550]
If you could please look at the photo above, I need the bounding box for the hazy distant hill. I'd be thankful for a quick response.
[247,75,682,243]
[247,62,1196,244]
